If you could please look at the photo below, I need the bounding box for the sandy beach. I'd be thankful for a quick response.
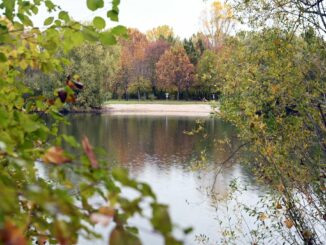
[103,103,219,116]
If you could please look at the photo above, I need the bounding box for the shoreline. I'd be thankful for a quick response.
[103,103,219,116]
[59,103,219,117]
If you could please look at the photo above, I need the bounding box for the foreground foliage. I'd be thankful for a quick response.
[0,0,185,244]
[217,1,326,244]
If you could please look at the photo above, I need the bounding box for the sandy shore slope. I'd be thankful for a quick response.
[103,104,219,116]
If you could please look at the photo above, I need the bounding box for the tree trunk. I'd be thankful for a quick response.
[186,86,189,101]
[124,87,129,101]
[177,90,180,101]
[152,85,156,97]
[137,89,140,101]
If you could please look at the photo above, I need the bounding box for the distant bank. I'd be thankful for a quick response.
[103,103,219,116]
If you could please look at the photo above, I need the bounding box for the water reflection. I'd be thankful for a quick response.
[60,114,262,245]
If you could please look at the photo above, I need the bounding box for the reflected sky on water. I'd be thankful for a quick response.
[60,113,264,245]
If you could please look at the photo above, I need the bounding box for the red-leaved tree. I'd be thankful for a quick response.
[156,46,194,100]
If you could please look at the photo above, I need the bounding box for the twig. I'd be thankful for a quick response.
[211,142,249,192]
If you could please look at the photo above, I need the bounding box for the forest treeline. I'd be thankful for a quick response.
[24,2,235,107]
[25,28,224,106]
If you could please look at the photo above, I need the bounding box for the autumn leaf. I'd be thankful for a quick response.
[82,136,98,168]
[42,146,71,164]
[284,218,294,229]
[47,98,55,105]
[109,226,141,245]
[0,220,27,245]
[275,202,282,209]
[66,80,77,89]
[258,212,268,221]
[37,236,47,245]
[277,183,285,193]
[65,94,76,103]
[98,206,115,216]
[302,230,313,239]
[90,207,115,226]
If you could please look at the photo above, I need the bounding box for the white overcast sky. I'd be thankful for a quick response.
[35,0,216,38]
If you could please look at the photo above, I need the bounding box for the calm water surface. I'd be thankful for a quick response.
[60,113,264,245]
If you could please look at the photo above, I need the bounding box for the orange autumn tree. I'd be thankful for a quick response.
[156,45,194,100]
[118,29,149,99]
[144,40,171,96]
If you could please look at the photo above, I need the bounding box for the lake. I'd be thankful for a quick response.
[60,113,264,245]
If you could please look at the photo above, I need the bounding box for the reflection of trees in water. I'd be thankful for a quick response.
[61,115,231,164]
[60,114,251,195]
[62,114,230,164]
[58,114,267,243]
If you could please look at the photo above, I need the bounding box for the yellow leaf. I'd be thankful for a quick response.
[98,206,115,216]
[284,218,294,229]
[90,207,115,226]
[277,183,285,193]
[259,213,268,221]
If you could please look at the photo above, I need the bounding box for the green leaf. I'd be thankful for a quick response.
[54,19,62,26]
[45,0,56,11]
[3,0,15,20]
[112,168,138,188]
[44,16,54,26]
[183,227,193,234]
[21,118,40,133]
[43,39,58,52]
[112,0,120,6]
[138,183,156,199]
[109,226,141,245]
[125,226,139,235]
[71,31,84,46]
[151,203,172,235]
[17,13,33,26]
[99,31,117,45]
[107,10,119,21]
[112,168,129,184]
[0,52,7,62]
[111,25,127,36]
[58,11,70,22]
[93,16,106,30]
[0,107,9,127]
[82,28,99,42]
[62,135,80,148]
[31,5,38,14]
[0,23,8,32]
[87,0,104,11]
[3,0,15,11]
